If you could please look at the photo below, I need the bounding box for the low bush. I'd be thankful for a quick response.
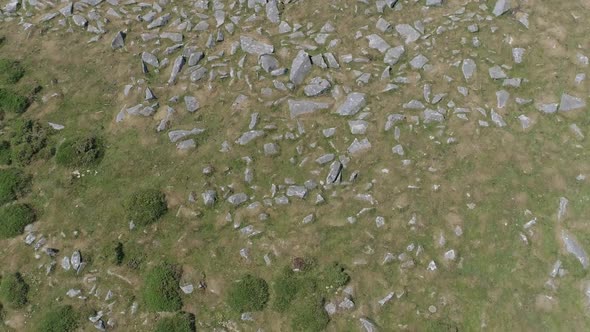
[319,262,350,290]
[154,312,195,332]
[35,305,79,332]
[273,268,300,312]
[125,189,167,226]
[0,272,28,308]
[0,59,25,84]
[0,204,36,239]
[290,297,330,332]
[114,242,124,265]
[55,134,104,167]
[227,274,269,313]
[142,263,183,312]
[10,119,48,165]
[0,168,30,205]
[0,141,11,165]
[0,88,28,114]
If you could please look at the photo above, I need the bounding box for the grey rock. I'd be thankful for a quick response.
[184,96,200,112]
[48,122,65,130]
[236,130,265,145]
[259,54,279,73]
[168,56,185,85]
[240,35,274,55]
[286,186,308,199]
[61,256,71,270]
[264,143,280,156]
[496,90,510,108]
[349,120,368,134]
[366,34,391,53]
[311,54,328,69]
[325,302,337,315]
[376,18,392,33]
[145,87,156,101]
[266,0,280,23]
[426,0,442,6]
[288,99,330,118]
[491,110,506,127]
[290,50,312,85]
[384,46,405,66]
[336,93,366,116]
[462,58,476,80]
[489,65,507,79]
[111,31,125,50]
[562,230,589,269]
[493,0,512,16]
[360,318,378,332]
[188,52,204,67]
[410,54,429,69]
[180,284,194,294]
[142,52,159,68]
[559,93,586,112]
[304,77,331,97]
[176,139,196,150]
[202,190,217,206]
[326,161,343,184]
[227,193,248,206]
[160,32,183,43]
[324,53,340,68]
[71,251,81,271]
[339,297,355,310]
[395,24,421,44]
[147,13,170,29]
[537,103,559,114]
[72,15,88,27]
[316,154,335,165]
[168,128,205,143]
[423,109,444,123]
[348,138,372,154]
[512,48,525,64]
[403,100,425,109]
[190,67,208,82]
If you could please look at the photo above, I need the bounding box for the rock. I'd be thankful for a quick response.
[384,46,405,66]
[336,93,366,116]
[266,0,280,23]
[72,15,88,27]
[496,90,510,108]
[410,54,429,69]
[142,52,159,68]
[491,110,506,127]
[423,109,444,123]
[562,230,589,269]
[462,58,476,80]
[48,122,65,130]
[168,56,185,85]
[66,289,81,297]
[537,103,559,114]
[426,0,442,6]
[339,297,355,310]
[188,52,204,67]
[236,130,265,145]
[180,284,194,294]
[288,99,330,118]
[492,0,512,16]
[228,193,248,206]
[512,48,525,64]
[61,256,71,270]
[145,87,156,101]
[168,128,205,143]
[378,292,394,305]
[71,251,81,271]
[177,139,196,150]
[395,24,421,44]
[240,35,274,55]
[376,18,392,33]
[326,161,343,184]
[290,50,312,85]
[286,186,308,199]
[111,31,126,50]
[360,318,378,332]
[147,13,170,29]
[348,138,372,154]
[366,34,391,53]
[559,93,586,112]
[489,66,507,79]
[264,143,279,156]
[202,190,217,206]
[325,302,337,315]
[349,120,368,134]
[259,54,279,73]
[190,67,208,82]
[184,96,200,112]
[303,77,331,97]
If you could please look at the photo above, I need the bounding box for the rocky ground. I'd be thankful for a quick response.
[0,0,590,331]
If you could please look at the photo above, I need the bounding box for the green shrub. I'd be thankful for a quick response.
[273,268,301,312]
[290,297,330,332]
[0,168,30,205]
[0,204,36,239]
[35,305,79,332]
[0,59,25,84]
[154,312,195,332]
[0,272,28,308]
[142,264,183,312]
[0,141,11,165]
[319,262,350,290]
[55,135,104,167]
[10,119,48,165]
[0,88,28,114]
[125,189,167,226]
[227,274,269,313]
[114,242,125,265]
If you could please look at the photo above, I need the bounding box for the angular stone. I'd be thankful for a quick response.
[236,130,265,145]
[227,193,248,206]
[111,31,125,50]
[366,34,391,53]
[348,138,372,154]
[286,186,308,199]
[142,52,159,68]
[326,161,343,184]
[462,58,476,80]
[176,139,196,150]
[395,24,421,44]
[410,54,429,69]
[360,318,378,332]
[376,18,392,33]
[559,93,586,112]
[426,0,442,6]
[168,56,185,85]
[290,50,312,85]
[266,0,280,23]
[303,77,331,97]
[384,46,405,66]
[349,120,369,134]
[493,0,512,17]
[184,96,200,112]
[202,190,217,206]
[562,230,589,269]
[259,54,279,73]
[496,90,509,108]
[488,65,507,79]
[336,93,366,116]
[288,99,330,118]
[168,128,204,143]
[240,35,274,55]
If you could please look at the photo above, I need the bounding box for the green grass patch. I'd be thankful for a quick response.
[154,312,195,332]
[142,263,183,312]
[0,204,36,239]
[125,189,167,226]
[227,274,270,313]
[273,268,300,312]
[0,88,28,114]
[0,168,31,205]
[318,262,350,291]
[290,297,330,332]
[10,119,49,166]
[35,305,79,332]
[55,134,105,167]
[0,272,29,308]
[0,59,25,85]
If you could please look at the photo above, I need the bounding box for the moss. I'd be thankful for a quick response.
[0,204,36,239]
[35,305,79,332]
[55,134,105,167]
[153,312,195,332]
[0,168,30,205]
[0,59,25,84]
[142,264,183,312]
[0,272,29,308]
[227,274,269,313]
[125,189,167,226]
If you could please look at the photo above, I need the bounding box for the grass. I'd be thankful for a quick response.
[125,189,168,226]
[34,305,79,332]
[0,59,25,84]
[227,274,270,313]
[0,140,11,165]
[10,119,50,166]
[153,312,195,332]
[142,263,183,312]
[0,204,36,239]
[0,272,29,308]
[0,88,28,114]
[0,168,30,205]
[55,134,105,167]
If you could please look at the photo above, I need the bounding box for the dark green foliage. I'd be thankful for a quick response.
[0,204,36,239]
[319,262,350,290]
[125,189,167,226]
[0,272,28,308]
[227,274,269,313]
[0,59,25,84]
[0,141,11,165]
[273,268,300,312]
[290,298,330,332]
[0,88,28,114]
[142,264,183,312]
[55,135,104,167]
[153,312,195,332]
[10,119,48,165]
[0,168,30,205]
[35,305,79,332]
[114,242,124,265]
